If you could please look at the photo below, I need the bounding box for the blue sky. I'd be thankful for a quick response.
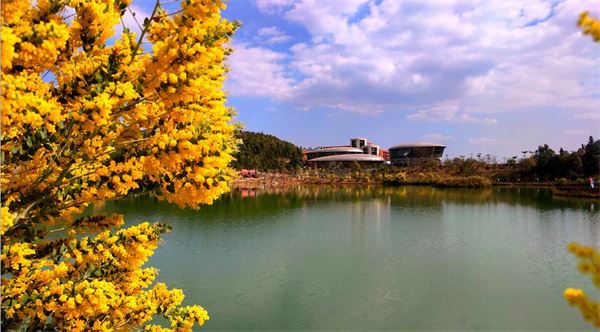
[129,0,599,158]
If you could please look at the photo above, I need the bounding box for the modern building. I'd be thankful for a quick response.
[306,153,385,168]
[380,149,390,162]
[388,143,446,166]
[304,137,439,167]
[304,146,364,160]
[304,137,387,168]
[362,143,379,156]
[350,137,368,149]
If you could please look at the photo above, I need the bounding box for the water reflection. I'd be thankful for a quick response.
[93,185,598,331]
[97,185,598,227]
[234,185,598,214]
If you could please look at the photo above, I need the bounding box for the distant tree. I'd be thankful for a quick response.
[518,157,537,180]
[534,144,556,180]
[232,131,303,171]
[581,136,600,176]
[507,156,518,165]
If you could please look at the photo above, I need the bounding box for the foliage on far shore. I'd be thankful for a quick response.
[439,136,599,183]
[383,172,491,187]
[383,136,599,187]
[235,135,599,195]
[232,131,303,172]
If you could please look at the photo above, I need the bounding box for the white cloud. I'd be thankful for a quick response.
[256,0,295,14]
[257,26,291,44]
[561,128,590,136]
[406,100,497,124]
[406,101,459,122]
[423,133,455,142]
[455,113,498,125]
[574,111,600,122]
[468,137,500,145]
[226,43,295,98]
[231,0,599,122]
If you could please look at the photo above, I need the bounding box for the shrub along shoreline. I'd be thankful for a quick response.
[382,173,492,187]
[233,135,599,198]
[233,170,599,198]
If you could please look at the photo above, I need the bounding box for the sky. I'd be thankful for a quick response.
[127,0,599,159]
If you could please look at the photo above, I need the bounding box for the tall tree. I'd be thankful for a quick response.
[533,144,555,180]
[581,136,600,176]
[1,0,236,330]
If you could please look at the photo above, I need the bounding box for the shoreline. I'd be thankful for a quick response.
[232,175,599,199]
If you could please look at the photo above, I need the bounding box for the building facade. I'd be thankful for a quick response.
[306,154,385,168]
[304,138,442,167]
[304,138,386,168]
[388,143,446,166]
[304,146,364,160]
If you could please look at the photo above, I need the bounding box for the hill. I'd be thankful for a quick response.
[232,131,303,171]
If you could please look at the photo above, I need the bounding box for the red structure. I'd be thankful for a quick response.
[240,169,258,178]
[379,149,390,162]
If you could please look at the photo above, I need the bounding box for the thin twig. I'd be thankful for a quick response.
[154,9,183,18]
[128,0,161,66]
[41,70,52,80]
[127,7,144,32]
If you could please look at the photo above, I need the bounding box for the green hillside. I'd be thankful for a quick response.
[232,131,303,171]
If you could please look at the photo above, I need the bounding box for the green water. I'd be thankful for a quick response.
[95,186,599,330]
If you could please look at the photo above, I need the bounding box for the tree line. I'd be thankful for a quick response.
[439,136,599,182]
[514,136,599,181]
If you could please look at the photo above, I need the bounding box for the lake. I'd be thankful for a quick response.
[94,186,599,330]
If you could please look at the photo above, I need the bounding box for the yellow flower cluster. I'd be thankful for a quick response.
[562,18,599,329]
[1,223,209,331]
[564,242,600,328]
[69,0,125,50]
[1,207,15,235]
[2,0,237,224]
[579,11,600,42]
[2,0,236,330]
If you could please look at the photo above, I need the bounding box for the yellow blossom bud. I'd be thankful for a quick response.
[168,73,178,85]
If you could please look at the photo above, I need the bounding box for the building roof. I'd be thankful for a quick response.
[389,142,446,149]
[305,146,364,154]
[308,154,385,162]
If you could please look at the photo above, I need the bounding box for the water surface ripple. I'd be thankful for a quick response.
[95,186,599,331]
